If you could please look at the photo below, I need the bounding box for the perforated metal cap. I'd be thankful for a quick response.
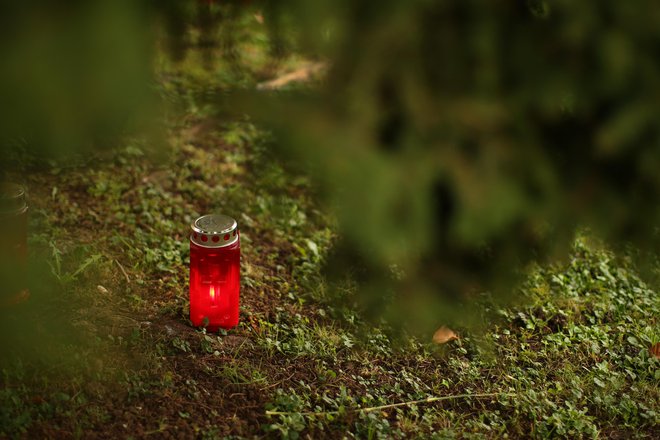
[0,183,27,216]
[190,214,239,248]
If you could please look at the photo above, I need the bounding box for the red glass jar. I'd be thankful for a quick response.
[0,183,29,306]
[189,214,240,331]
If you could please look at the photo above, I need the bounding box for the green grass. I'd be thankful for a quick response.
[1,41,658,440]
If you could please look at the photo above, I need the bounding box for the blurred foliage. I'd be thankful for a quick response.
[0,0,658,327]
[0,0,155,171]
[237,0,660,326]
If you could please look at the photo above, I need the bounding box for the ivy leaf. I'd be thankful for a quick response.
[306,239,319,259]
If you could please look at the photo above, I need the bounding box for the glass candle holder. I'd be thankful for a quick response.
[189,214,240,331]
[0,183,29,306]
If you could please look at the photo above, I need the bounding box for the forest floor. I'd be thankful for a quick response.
[1,18,659,440]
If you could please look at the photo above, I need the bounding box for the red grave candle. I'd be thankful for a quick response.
[189,214,240,331]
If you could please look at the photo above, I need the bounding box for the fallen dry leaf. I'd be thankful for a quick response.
[651,342,660,359]
[433,326,459,344]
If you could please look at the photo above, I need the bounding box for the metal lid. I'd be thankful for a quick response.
[190,214,239,248]
[0,183,28,215]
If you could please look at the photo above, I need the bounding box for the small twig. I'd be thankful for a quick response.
[144,424,168,436]
[115,259,130,283]
[257,62,327,90]
[265,392,513,417]
[260,372,296,391]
